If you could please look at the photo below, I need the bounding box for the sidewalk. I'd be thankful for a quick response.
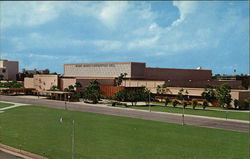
[0,144,48,159]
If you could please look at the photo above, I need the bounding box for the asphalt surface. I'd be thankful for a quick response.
[0,150,23,159]
[0,95,249,133]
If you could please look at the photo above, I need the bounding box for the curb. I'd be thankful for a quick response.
[0,144,48,159]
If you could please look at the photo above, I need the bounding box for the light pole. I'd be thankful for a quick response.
[148,91,151,112]
[65,101,67,110]
[72,120,75,159]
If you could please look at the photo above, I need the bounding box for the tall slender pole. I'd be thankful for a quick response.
[182,103,184,125]
[72,120,75,159]
[149,92,151,112]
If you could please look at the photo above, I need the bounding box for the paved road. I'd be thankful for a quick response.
[0,150,24,159]
[0,95,249,133]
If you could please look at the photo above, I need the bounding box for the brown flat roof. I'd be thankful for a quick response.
[62,76,115,79]
[146,67,211,71]
[64,62,145,66]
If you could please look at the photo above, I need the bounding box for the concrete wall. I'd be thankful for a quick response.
[59,77,115,90]
[64,62,133,78]
[59,78,76,90]
[76,78,115,88]
[121,80,165,92]
[164,80,242,89]
[33,75,58,91]
[24,77,35,88]
[144,68,212,82]
[238,91,250,105]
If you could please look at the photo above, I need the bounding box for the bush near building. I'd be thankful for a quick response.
[115,87,150,106]
[83,80,101,104]
[243,98,250,110]
[192,99,198,110]
[0,81,22,88]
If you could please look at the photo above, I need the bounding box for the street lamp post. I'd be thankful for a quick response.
[148,91,151,112]
[72,120,75,159]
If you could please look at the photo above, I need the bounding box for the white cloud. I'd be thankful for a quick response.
[1,2,65,28]
[98,2,128,28]
[171,1,197,27]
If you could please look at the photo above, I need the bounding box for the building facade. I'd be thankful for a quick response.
[64,62,212,81]
[0,59,19,80]
[24,74,58,91]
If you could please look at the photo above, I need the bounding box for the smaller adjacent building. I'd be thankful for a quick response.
[0,59,19,80]
[24,74,58,91]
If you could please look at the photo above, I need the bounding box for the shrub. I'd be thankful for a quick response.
[172,100,179,107]
[70,92,82,102]
[83,80,101,104]
[192,99,198,110]
[202,100,209,110]
[234,99,240,109]
[115,88,150,106]
[111,101,117,106]
[183,101,189,109]
[164,97,171,107]
[243,98,250,110]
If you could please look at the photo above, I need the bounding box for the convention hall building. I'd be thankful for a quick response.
[24,62,249,105]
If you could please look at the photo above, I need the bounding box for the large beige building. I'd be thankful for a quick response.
[64,62,212,81]
[0,59,19,80]
[23,62,249,107]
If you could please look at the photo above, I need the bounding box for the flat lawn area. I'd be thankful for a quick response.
[131,105,249,121]
[0,106,248,159]
[0,102,14,108]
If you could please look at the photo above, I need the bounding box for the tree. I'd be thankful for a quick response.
[192,99,198,110]
[202,100,208,110]
[68,85,75,92]
[183,101,189,109]
[116,73,127,86]
[157,84,171,102]
[0,81,22,88]
[164,97,171,107]
[243,98,250,110]
[74,82,82,91]
[233,99,240,109]
[0,74,4,80]
[141,88,151,106]
[115,88,150,106]
[172,99,179,107]
[49,85,58,91]
[74,82,82,88]
[201,85,216,103]
[83,80,101,104]
[177,88,189,101]
[64,88,69,92]
[215,84,232,108]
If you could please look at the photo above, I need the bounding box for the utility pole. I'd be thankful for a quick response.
[65,101,67,110]
[148,91,151,112]
[72,120,75,159]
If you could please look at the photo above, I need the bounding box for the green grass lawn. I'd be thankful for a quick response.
[131,105,249,121]
[0,106,248,159]
[0,102,14,108]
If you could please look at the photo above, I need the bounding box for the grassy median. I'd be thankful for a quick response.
[0,106,248,159]
[0,102,14,108]
[131,105,250,121]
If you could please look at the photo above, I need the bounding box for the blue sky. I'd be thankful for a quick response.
[0,1,249,75]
